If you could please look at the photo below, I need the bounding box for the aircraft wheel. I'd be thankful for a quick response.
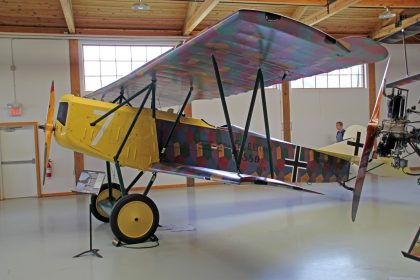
[110,193,159,244]
[90,183,122,223]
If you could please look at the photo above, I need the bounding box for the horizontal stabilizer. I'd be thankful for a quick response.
[318,125,413,177]
[317,125,366,161]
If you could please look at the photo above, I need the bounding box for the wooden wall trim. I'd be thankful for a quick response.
[33,122,42,198]
[281,82,291,142]
[69,39,84,182]
[41,181,220,197]
[0,121,39,127]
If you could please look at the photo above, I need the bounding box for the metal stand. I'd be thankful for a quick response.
[73,203,102,258]
[402,226,420,262]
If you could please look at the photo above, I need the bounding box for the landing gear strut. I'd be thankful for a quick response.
[90,82,161,245]
[90,183,121,223]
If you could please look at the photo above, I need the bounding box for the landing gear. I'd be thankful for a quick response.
[90,183,121,223]
[90,83,162,245]
[110,194,159,244]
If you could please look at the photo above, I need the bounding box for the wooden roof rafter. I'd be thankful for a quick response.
[183,0,220,35]
[291,6,308,20]
[224,0,420,8]
[370,12,420,40]
[301,0,361,26]
[59,0,75,34]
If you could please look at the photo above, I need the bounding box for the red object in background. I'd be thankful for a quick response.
[46,160,52,178]
[7,104,22,117]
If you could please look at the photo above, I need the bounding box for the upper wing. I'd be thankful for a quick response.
[386,73,420,88]
[86,9,388,107]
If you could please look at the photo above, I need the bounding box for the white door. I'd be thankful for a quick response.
[0,125,38,199]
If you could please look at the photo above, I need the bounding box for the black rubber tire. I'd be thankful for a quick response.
[110,194,159,244]
[90,183,121,223]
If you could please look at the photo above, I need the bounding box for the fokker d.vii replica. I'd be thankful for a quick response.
[40,10,389,244]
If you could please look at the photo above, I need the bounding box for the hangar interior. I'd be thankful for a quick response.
[0,1,419,279]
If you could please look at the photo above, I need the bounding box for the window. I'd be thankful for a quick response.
[291,65,365,89]
[82,44,174,92]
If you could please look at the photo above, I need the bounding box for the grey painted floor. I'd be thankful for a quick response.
[0,175,419,280]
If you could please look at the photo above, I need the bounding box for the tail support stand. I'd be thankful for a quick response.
[73,203,102,258]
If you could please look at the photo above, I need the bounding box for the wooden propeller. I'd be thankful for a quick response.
[351,59,390,221]
[42,81,55,185]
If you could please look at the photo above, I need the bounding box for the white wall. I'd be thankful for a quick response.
[290,87,370,147]
[0,38,74,194]
[192,88,283,139]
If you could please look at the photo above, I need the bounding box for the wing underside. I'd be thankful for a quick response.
[149,162,322,194]
[386,73,420,88]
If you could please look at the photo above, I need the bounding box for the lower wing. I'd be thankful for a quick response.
[150,162,323,195]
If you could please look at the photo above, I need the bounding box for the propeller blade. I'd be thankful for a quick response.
[42,81,55,185]
[351,58,390,221]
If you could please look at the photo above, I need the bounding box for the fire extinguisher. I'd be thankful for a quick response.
[46,159,53,178]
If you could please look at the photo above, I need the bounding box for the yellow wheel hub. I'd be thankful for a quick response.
[96,189,121,218]
[117,201,154,238]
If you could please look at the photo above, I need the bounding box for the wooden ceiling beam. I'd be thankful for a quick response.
[59,0,75,34]
[0,26,183,37]
[183,1,199,33]
[302,0,361,26]
[291,6,308,20]
[224,0,420,8]
[370,13,420,40]
[341,0,419,6]
[183,0,220,36]
[0,25,365,39]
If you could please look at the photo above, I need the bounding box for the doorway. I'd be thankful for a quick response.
[0,122,41,199]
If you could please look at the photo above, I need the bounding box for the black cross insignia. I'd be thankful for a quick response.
[347,131,364,156]
[285,146,308,183]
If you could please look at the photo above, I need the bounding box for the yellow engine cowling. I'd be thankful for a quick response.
[54,95,159,170]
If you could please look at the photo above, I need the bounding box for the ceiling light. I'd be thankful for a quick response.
[131,0,150,11]
[379,7,396,19]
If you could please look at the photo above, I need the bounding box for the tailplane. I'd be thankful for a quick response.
[317,125,366,161]
[317,125,408,177]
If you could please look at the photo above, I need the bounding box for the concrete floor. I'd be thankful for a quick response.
[0,175,419,280]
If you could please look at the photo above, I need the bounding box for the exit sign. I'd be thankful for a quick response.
[7,103,22,117]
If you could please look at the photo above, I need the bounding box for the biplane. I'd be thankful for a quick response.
[40,10,389,244]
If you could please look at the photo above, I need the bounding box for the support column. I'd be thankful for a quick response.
[281,82,291,142]
[184,103,195,187]
[69,39,84,182]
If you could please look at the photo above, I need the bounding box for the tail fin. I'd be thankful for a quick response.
[317,125,366,161]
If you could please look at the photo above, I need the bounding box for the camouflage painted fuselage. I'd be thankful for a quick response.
[156,120,350,183]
